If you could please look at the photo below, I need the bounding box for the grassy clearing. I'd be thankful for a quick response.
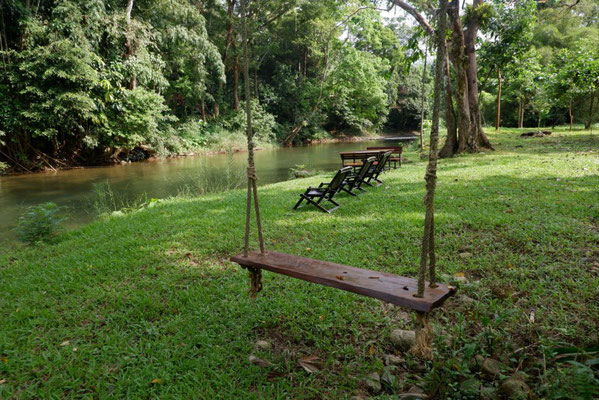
[1,127,598,398]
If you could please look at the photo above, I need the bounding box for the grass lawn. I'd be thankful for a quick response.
[1,127,598,399]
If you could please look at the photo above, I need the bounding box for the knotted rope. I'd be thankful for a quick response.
[241,0,265,297]
[411,0,448,360]
[415,0,446,299]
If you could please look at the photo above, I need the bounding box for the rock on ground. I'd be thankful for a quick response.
[500,378,530,399]
[364,372,382,394]
[481,358,501,379]
[390,329,416,351]
[383,354,404,366]
[254,340,271,350]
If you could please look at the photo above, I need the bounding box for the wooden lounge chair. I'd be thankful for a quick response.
[341,156,376,196]
[293,166,352,213]
[364,151,392,186]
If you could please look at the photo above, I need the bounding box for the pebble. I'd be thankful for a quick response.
[481,358,501,379]
[383,354,404,366]
[254,340,271,350]
[500,377,530,399]
[399,385,428,399]
[364,372,382,393]
[390,329,416,351]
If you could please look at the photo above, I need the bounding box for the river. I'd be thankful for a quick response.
[0,139,413,243]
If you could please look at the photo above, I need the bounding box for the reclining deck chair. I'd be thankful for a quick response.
[341,156,376,196]
[293,166,352,213]
[364,151,392,187]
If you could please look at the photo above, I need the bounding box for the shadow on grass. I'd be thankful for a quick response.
[1,145,598,398]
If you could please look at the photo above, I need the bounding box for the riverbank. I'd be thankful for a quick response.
[0,131,401,176]
[1,128,598,398]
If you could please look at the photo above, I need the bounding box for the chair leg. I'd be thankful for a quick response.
[341,186,358,196]
[307,197,332,213]
[328,197,340,207]
[293,195,306,210]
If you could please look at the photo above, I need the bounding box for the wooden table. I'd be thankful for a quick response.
[339,150,387,168]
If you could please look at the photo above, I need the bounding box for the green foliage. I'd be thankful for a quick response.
[91,182,153,216]
[324,46,390,131]
[543,361,599,399]
[16,202,64,244]
[219,100,279,144]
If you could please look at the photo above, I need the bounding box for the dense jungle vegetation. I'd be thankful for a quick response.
[0,0,598,172]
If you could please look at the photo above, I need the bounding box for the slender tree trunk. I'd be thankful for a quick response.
[496,68,501,131]
[569,98,573,131]
[419,45,428,150]
[200,101,207,122]
[585,91,596,130]
[254,69,258,97]
[447,5,470,153]
[125,0,136,90]
[464,0,492,150]
[439,51,458,158]
[518,97,524,128]
[233,55,240,110]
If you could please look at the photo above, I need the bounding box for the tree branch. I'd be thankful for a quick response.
[391,0,434,36]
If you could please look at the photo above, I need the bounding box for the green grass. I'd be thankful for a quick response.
[1,127,598,398]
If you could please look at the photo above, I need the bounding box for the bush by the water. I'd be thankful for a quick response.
[16,202,64,244]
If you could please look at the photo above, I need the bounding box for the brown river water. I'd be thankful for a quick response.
[0,139,413,243]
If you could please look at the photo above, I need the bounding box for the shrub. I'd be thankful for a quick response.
[219,100,278,144]
[16,202,64,244]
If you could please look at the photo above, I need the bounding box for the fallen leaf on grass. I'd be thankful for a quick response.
[59,341,70,347]
[368,345,375,356]
[150,378,164,384]
[249,355,273,367]
[0,379,7,384]
[298,355,322,373]
[267,371,287,381]
[0,357,7,363]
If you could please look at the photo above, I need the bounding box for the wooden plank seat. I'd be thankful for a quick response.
[231,251,456,312]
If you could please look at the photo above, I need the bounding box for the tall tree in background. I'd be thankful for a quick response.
[392,0,493,156]
[479,0,536,131]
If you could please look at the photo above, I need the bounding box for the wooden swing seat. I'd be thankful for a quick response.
[231,251,456,312]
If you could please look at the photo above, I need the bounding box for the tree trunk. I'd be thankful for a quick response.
[496,68,501,131]
[233,55,240,110]
[125,0,136,90]
[585,91,596,130]
[254,68,258,97]
[569,98,573,131]
[419,45,428,150]
[438,52,458,158]
[200,101,207,122]
[447,5,471,153]
[518,97,524,128]
[464,0,492,150]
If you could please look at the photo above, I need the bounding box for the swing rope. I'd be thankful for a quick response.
[241,0,265,296]
[239,0,447,313]
[411,0,448,360]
